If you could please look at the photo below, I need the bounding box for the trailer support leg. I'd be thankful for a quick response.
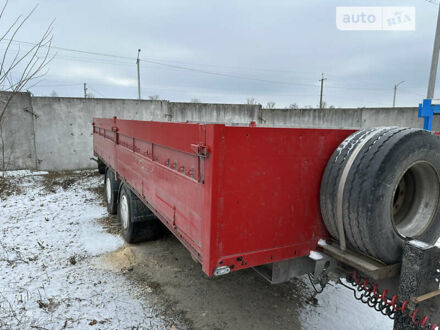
[394,240,440,330]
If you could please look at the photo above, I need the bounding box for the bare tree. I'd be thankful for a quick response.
[265,101,276,109]
[318,101,335,109]
[148,95,159,100]
[246,97,257,105]
[0,1,54,172]
[50,90,58,97]
[288,103,299,109]
[190,98,201,103]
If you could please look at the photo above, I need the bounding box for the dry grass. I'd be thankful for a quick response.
[97,215,120,235]
[0,176,22,198]
[42,171,99,193]
[86,184,121,236]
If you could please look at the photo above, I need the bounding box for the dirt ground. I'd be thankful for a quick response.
[99,236,310,330]
[94,205,391,330]
[1,170,392,329]
[93,186,309,329]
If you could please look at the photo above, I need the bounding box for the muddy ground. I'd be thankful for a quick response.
[1,170,391,329]
[90,175,311,329]
[98,236,311,330]
[93,194,390,330]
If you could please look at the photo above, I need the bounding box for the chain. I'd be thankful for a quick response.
[339,271,438,330]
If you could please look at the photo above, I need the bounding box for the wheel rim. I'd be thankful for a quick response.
[391,161,440,238]
[120,194,129,230]
[106,177,112,204]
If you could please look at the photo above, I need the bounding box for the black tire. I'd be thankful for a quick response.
[98,160,106,175]
[320,127,440,264]
[104,169,119,214]
[117,184,163,243]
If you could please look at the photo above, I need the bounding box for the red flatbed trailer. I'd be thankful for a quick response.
[93,117,354,276]
[93,118,440,327]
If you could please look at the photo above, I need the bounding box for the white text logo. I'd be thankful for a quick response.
[336,7,415,31]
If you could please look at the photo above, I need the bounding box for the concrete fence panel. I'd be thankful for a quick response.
[0,92,430,171]
[0,92,37,171]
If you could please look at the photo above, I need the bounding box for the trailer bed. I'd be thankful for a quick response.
[93,117,354,276]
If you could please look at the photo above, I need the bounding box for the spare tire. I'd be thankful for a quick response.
[320,127,440,264]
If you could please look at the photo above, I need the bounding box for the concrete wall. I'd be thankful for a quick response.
[169,102,260,124]
[261,107,362,129]
[30,97,260,170]
[0,92,37,171]
[0,91,430,171]
[32,97,169,170]
[260,107,439,130]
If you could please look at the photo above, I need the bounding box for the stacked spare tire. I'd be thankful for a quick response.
[320,127,440,264]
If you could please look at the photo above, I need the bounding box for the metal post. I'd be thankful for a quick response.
[427,4,440,99]
[393,240,440,330]
[136,49,141,100]
[83,83,87,98]
[319,73,327,109]
[393,81,405,108]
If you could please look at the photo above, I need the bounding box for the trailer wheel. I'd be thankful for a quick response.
[98,160,106,175]
[118,184,163,243]
[320,127,440,264]
[104,169,119,214]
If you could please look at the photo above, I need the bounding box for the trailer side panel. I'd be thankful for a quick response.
[93,118,354,276]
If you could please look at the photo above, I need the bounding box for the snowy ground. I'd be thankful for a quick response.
[0,170,398,329]
[0,171,183,329]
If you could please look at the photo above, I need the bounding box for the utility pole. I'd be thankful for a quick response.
[83,83,87,98]
[393,81,405,108]
[427,4,440,99]
[136,49,141,100]
[319,73,327,109]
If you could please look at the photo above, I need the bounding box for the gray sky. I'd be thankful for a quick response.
[3,0,440,107]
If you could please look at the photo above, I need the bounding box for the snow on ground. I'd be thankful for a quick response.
[1,170,429,330]
[0,170,49,177]
[300,279,393,329]
[0,171,181,329]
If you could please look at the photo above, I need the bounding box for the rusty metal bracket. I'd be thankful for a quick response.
[172,206,177,228]
[23,106,38,118]
[190,143,209,184]
[319,240,401,281]
[411,289,440,304]
[190,143,209,158]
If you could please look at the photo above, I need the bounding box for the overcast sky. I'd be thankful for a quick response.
[3,0,440,108]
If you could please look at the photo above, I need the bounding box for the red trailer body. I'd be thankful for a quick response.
[93,117,354,276]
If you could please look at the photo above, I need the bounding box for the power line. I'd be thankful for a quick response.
[0,38,430,95]
[141,57,319,87]
[36,77,422,98]
[37,83,83,87]
[4,38,134,61]
[3,38,321,88]
[88,85,105,97]
[1,39,324,76]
